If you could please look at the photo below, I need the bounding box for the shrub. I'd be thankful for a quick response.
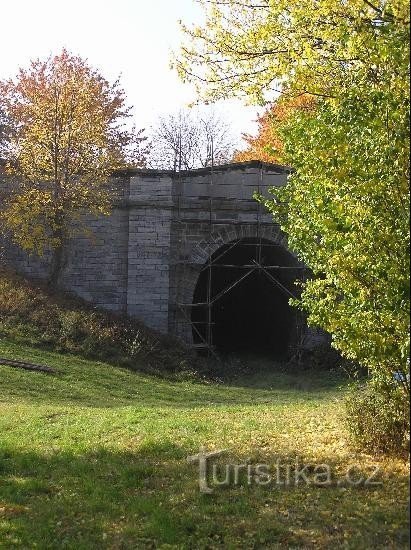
[345,381,410,456]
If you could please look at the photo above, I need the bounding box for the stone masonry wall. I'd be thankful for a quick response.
[0,161,325,349]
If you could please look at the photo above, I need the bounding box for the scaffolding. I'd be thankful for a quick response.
[174,161,306,359]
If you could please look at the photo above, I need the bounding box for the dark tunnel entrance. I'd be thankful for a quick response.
[191,238,303,357]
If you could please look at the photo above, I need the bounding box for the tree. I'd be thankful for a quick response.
[0,50,147,285]
[176,1,410,385]
[147,108,234,170]
[234,94,315,163]
[266,92,409,385]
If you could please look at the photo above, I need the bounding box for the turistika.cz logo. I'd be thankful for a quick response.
[187,447,382,494]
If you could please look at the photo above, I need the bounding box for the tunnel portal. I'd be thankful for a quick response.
[191,238,301,357]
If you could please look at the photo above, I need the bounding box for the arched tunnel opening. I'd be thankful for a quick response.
[191,238,302,358]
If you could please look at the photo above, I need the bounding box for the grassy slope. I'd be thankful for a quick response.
[0,268,195,376]
[0,339,409,549]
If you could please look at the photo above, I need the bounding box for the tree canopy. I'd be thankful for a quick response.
[176,0,409,102]
[266,92,410,383]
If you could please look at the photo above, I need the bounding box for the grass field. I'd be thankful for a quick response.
[0,339,409,549]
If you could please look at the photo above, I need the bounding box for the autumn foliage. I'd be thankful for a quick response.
[0,50,146,285]
[234,94,316,164]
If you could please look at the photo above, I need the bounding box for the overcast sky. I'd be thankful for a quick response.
[1,0,260,146]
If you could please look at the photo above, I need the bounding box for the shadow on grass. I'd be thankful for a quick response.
[0,444,409,549]
[0,341,346,410]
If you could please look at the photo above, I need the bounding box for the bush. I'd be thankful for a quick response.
[0,267,198,376]
[345,382,410,456]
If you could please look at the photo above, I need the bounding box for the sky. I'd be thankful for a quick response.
[1,0,260,147]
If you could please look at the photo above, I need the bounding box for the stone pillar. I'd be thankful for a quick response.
[126,174,173,333]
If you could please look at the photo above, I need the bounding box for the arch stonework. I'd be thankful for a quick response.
[170,223,292,345]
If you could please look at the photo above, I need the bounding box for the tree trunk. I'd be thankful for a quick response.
[49,241,64,288]
[48,211,66,288]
